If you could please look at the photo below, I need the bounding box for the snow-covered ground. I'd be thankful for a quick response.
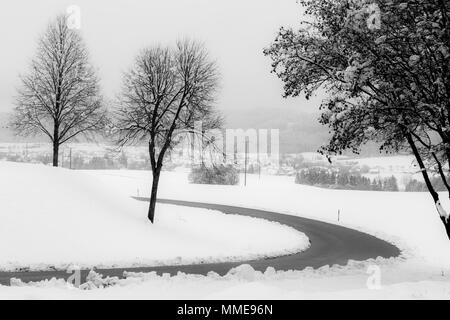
[2,162,450,299]
[0,162,309,271]
[84,169,450,265]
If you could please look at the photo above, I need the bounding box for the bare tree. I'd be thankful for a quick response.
[115,40,221,223]
[11,15,107,167]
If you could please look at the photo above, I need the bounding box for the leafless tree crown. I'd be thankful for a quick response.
[12,15,107,154]
[116,39,221,169]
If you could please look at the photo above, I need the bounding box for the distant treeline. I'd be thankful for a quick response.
[404,176,449,192]
[0,151,163,171]
[295,167,399,191]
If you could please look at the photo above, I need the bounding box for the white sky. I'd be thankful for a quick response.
[0,0,323,123]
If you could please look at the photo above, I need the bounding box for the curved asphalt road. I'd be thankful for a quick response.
[0,198,400,285]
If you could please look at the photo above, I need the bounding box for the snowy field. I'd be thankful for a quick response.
[2,161,450,299]
[83,168,450,264]
[0,162,309,271]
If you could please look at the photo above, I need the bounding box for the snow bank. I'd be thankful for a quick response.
[2,258,450,299]
[0,161,309,271]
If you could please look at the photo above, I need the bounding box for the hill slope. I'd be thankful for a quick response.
[0,161,308,271]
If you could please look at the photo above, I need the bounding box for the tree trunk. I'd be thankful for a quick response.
[148,169,161,223]
[440,216,450,240]
[407,133,450,240]
[52,142,59,167]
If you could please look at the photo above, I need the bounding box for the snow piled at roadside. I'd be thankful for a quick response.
[0,161,309,271]
[3,256,450,299]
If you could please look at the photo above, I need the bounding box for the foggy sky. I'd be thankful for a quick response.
[0,0,323,124]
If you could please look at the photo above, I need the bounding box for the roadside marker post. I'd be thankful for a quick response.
[244,137,248,187]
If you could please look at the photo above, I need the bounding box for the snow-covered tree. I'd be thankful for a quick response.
[265,0,450,238]
[11,15,107,167]
[115,40,221,223]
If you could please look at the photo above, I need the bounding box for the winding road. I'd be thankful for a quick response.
[0,198,400,286]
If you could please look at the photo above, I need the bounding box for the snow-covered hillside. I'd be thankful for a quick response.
[84,169,450,266]
[2,162,450,299]
[0,162,309,271]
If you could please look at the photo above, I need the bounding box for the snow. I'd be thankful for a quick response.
[348,155,416,170]
[2,160,450,299]
[0,161,309,271]
[329,154,418,176]
[82,169,450,265]
[2,261,450,299]
[436,201,449,222]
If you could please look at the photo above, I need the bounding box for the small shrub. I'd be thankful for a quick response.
[189,164,239,185]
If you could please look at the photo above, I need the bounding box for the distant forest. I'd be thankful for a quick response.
[295,167,399,192]
[1,109,391,156]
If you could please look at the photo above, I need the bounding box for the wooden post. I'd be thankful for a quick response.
[244,138,248,186]
[69,148,72,170]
